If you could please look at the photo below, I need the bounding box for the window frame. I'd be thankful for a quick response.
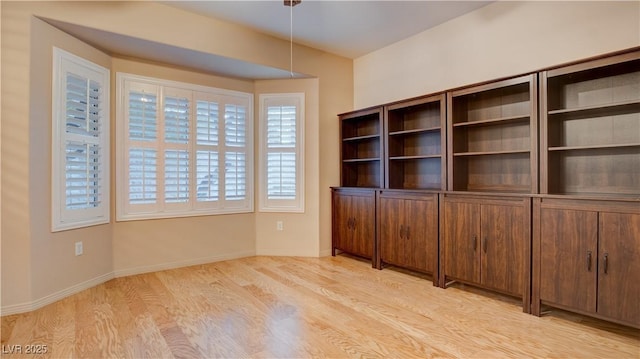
[51,47,110,232]
[116,73,254,221]
[258,93,305,213]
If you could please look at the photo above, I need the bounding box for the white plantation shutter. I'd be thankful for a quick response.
[116,73,253,220]
[164,150,189,203]
[128,148,157,204]
[128,91,157,141]
[224,103,248,202]
[195,99,219,204]
[65,142,101,209]
[266,105,297,199]
[259,94,304,212]
[52,48,110,231]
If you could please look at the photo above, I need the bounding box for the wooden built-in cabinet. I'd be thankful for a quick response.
[448,75,538,194]
[532,198,640,328]
[541,51,640,197]
[377,190,439,285]
[441,194,531,312]
[385,94,446,190]
[331,48,639,328]
[331,188,376,265]
[531,49,640,328]
[340,107,384,188]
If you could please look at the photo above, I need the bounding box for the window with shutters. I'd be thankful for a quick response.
[116,73,253,220]
[52,48,110,231]
[259,93,304,212]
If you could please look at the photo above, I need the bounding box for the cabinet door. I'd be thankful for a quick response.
[405,198,437,273]
[598,212,640,326]
[480,204,527,296]
[443,201,481,283]
[379,197,404,265]
[539,208,598,313]
[350,194,375,258]
[332,193,354,254]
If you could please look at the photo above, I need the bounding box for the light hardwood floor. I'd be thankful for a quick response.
[2,255,639,358]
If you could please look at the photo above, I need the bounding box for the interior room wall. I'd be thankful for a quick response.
[354,1,640,108]
[1,1,351,312]
[254,78,321,257]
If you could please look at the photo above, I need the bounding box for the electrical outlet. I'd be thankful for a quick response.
[276,221,284,231]
[75,241,83,256]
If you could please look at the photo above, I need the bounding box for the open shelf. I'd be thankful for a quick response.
[542,51,640,196]
[388,157,442,190]
[454,149,530,156]
[548,99,640,119]
[385,94,446,190]
[389,154,442,160]
[549,143,640,151]
[452,114,530,128]
[546,147,640,196]
[343,134,380,142]
[340,107,384,188]
[448,75,537,193]
[451,152,532,192]
[343,157,381,163]
[388,126,441,136]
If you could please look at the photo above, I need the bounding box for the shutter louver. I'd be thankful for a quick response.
[225,152,246,200]
[196,101,219,146]
[267,153,296,199]
[65,74,102,137]
[129,91,157,140]
[225,104,246,146]
[196,150,219,201]
[65,142,101,209]
[165,96,189,143]
[165,150,189,203]
[129,148,157,204]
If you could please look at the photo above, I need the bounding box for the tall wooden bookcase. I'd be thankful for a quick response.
[441,74,537,312]
[532,50,640,328]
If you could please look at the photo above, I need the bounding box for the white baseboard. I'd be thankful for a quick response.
[1,272,114,316]
[112,250,256,278]
[1,250,255,316]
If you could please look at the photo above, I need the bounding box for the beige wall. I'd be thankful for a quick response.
[354,1,640,108]
[254,78,321,257]
[1,1,351,313]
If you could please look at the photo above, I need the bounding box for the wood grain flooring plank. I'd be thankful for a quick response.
[1,256,638,358]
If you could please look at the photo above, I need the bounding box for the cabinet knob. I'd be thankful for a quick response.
[399,225,405,239]
[473,235,478,251]
[603,253,609,274]
[587,251,592,272]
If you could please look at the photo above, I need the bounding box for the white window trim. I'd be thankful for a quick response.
[116,73,254,221]
[258,93,305,213]
[52,47,110,232]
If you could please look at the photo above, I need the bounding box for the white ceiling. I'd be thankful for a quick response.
[162,1,492,59]
[44,1,492,80]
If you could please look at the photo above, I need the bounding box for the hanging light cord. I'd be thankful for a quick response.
[290,2,294,78]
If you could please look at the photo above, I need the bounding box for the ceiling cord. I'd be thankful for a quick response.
[290,2,294,78]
